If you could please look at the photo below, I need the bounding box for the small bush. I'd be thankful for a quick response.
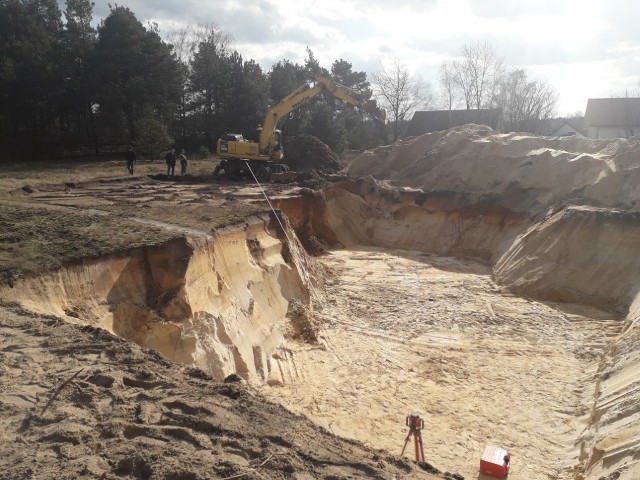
[135,109,173,159]
[198,145,210,159]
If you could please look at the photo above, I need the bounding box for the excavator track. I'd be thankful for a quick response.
[220,159,291,182]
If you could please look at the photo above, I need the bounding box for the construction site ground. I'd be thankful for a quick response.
[261,248,621,480]
[0,160,441,480]
[2,128,639,480]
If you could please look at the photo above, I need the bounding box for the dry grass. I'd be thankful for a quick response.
[0,202,175,285]
[0,156,218,194]
[0,156,271,285]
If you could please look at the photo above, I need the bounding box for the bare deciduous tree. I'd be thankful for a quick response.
[439,62,460,111]
[168,23,232,65]
[494,68,558,134]
[452,40,503,110]
[372,59,432,141]
[167,24,232,145]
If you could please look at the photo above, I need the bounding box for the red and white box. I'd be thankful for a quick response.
[480,445,511,478]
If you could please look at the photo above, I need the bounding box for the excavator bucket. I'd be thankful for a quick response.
[363,100,387,125]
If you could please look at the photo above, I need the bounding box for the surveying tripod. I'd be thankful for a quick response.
[400,413,425,462]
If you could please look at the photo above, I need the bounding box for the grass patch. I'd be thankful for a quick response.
[0,156,219,194]
[0,203,176,285]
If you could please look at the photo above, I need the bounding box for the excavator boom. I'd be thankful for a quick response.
[258,76,386,157]
[216,76,386,180]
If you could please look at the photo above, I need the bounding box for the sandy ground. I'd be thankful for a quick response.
[0,305,442,480]
[2,160,634,479]
[259,248,623,480]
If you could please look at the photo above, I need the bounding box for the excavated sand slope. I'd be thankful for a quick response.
[4,125,640,479]
[0,214,313,384]
[276,125,640,479]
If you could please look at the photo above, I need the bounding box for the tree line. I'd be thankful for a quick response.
[438,40,559,134]
[364,41,560,140]
[0,1,560,160]
[0,0,383,159]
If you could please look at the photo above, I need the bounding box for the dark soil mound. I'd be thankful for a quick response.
[294,169,329,189]
[284,135,344,173]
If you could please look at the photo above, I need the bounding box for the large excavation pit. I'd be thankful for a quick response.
[4,126,640,480]
[259,247,622,480]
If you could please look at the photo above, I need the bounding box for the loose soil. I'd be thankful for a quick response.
[259,248,622,480]
[3,125,640,480]
[284,135,345,173]
[0,304,439,480]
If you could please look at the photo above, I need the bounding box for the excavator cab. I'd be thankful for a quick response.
[273,130,282,153]
[217,133,244,154]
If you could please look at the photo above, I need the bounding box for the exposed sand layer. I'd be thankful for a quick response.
[0,214,313,384]
[258,247,622,480]
[4,125,640,479]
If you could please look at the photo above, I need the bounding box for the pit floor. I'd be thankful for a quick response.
[258,247,623,480]
[5,174,625,479]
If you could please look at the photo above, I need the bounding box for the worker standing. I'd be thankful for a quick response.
[124,146,136,175]
[165,148,176,179]
[179,150,188,175]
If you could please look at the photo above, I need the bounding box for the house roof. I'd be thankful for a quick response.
[407,109,502,136]
[585,98,640,127]
[542,117,584,136]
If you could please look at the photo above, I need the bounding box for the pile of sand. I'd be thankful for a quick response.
[284,135,344,173]
[349,125,640,214]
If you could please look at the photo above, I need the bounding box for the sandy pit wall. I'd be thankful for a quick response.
[278,176,640,479]
[278,177,640,312]
[494,206,640,312]
[279,176,529,263]
[0,214,313,383]
[575,293,640,480]
[490,205,640,479]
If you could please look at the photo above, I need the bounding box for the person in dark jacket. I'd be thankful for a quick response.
[124,146,137,174]
[179,150,188,175]
[165,148,176,178]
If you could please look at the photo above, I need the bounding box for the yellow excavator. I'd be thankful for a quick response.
[215,76,387,181]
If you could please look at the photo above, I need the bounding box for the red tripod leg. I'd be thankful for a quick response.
[400,431,413,457]
[415,431,425,462]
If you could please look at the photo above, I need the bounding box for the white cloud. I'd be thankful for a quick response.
[73,0,640,113]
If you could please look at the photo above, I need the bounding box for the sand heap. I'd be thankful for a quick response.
[284,134,344,173]
[350,124,640,214]
[306,125,639,480]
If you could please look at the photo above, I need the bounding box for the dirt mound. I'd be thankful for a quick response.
[285,299,320,343]
[0,306,442,480]
[293,169,329,189]
[350,124,640,214]
[285,135,344,173]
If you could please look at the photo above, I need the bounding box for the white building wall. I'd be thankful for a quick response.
[587,126,640,139]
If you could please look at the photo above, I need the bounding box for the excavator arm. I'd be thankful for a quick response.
[258,76,386,157]
[313,77,387,125]
[216,76,386,174]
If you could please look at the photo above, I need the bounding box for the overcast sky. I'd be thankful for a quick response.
[88,0,640,115]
